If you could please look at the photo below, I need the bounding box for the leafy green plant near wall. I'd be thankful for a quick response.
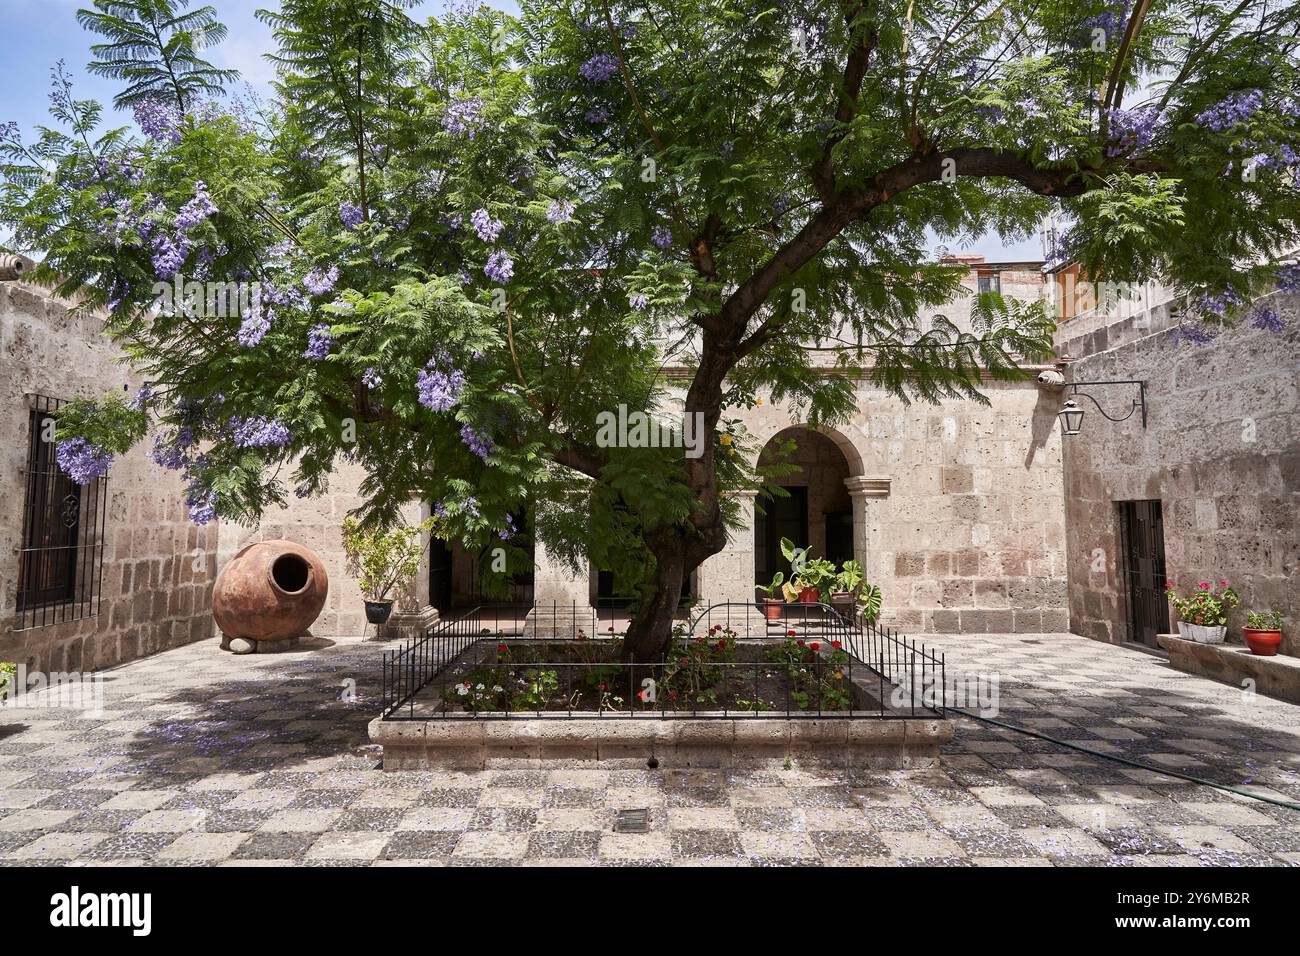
[341,517,436,603]
[0,662,15,702]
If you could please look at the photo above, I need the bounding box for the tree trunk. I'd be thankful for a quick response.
[623,536,688,663]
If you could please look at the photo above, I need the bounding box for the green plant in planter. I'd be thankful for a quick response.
[833,560,864,595]
[857,583,883,625]
[793,558,837,595]
[341,516,437,603]
[1246,610,1283,630]
[756,571,785,600]
[1165,580,1239,626]
[0,662,15,702]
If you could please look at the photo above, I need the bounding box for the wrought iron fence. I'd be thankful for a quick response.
[381,601,946,721]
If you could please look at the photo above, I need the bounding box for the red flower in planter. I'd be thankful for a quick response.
[1194,616,1204,624]
[679,657,689,665]
[1199,582,1210,589]
[796,639,805,647]
[497,644,508,652]
[607,626,614,633]
[809,642,820,651]
[598,683,607,692]
[787,629,796,637]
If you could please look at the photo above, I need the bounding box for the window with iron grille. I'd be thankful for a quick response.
[977,272,1001,295]
[16,395,108,630]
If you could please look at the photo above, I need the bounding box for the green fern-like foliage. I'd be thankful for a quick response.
[77,0,237,111]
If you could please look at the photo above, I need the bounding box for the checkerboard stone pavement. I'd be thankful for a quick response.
[1,631,1298,867]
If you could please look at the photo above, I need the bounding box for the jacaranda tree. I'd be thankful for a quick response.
[2,0,1297,660]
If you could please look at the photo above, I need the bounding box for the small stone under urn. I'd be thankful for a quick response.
[213,540,329,649]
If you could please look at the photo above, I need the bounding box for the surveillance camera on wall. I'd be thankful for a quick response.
[1036,369,1066,388]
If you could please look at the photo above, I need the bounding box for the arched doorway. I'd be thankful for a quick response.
[754,426,858,588]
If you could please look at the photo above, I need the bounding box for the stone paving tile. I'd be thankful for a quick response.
[2,632,1300,867]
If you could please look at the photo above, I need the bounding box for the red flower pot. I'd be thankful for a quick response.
[798,586,820,605]
[760,598,783,621]
[1242,628,1282,656]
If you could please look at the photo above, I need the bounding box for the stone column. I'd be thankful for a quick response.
[524,539,597,638]
[697,488,759,609]
[844,476,892,605]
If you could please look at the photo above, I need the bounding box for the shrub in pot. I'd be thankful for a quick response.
[1243,610,1284,657]
[341,516,436,627]
[1165,580,1239,644]
[793,558,837,604]
[755,573,786,620]
[830,560,863,616]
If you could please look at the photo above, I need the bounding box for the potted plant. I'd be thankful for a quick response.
[830,560,864,616]
[755,572,786,620]
[1242,610,1284,656]
[793,558,837,604]
[1165,580,1239,644]
[341,517,435,626]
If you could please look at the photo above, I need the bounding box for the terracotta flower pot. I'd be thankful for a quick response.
[213,540,329,642]
[1242,628,1282,656]
[760,597,783,620]
[798,586,820,605]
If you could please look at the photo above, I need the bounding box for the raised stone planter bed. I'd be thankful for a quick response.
[368,713,952,770]
[1156,633,1300,704]
[371,605,955,769]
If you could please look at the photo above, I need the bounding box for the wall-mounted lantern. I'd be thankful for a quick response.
[1057,380,1147,437]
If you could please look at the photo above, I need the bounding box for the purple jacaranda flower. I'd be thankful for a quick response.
[230,415,292,448]
[546,199,575,224]
[497,513,516,540]
[340,201,364,230]
[416,352,466,411]
[470,208,504,242]
[133,98,182,143]
[651,225,673,250]
[484,250,514,283]
[175,182,218,229]
[151,428,194,471]
[629,293,649,310]
[186,488,217,525]
[362,367,383,388]
[55,438,113,484]
[579,53,620,82]
[584,106,612,123]
[443,97,485,137]
[1104,106,1164,157]
[1248,306,1285,333]
[433,500,448,519]
[460,423,495,462]
[720,140,734,157]
[303,265,339,296]
[1171,324,1216,346]
[1277,264,1300,294]
[1196,90,1264,132]
[129,384,153,411]
[1079,6,1129,45]
[304,323,334,360]
[238,304,273,347]
[151,232,190,279]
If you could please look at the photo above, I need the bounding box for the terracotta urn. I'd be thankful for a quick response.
[213,540,329,642]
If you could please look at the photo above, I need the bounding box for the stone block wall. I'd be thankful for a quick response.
[1058,292,1300,654]
[0,276,217,675]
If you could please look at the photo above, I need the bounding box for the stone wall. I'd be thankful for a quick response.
[694,374,1068,633]
[1057,292,1300,654]
[0,275,217,675]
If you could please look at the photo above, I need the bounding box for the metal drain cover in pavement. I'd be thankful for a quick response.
[615,809,649,833]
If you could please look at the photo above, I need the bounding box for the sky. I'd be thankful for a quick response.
[0,0,1043,263]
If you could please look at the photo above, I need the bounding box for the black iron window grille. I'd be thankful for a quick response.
[16,395,108,630]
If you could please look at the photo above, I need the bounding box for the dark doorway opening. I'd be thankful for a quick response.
[429,537,453,613]
[1120,499,1169,646]
[754,486,809,588]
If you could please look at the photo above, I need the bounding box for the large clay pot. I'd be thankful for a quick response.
[1242,628,1282,656]
[213,540,328,642]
